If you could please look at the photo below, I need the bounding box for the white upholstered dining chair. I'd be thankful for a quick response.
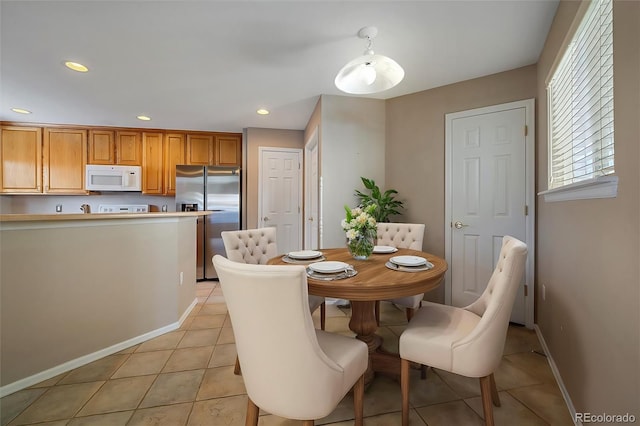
[212,255,367,426]
[375,222,426,324]
[399,235,528,426]
[220,227,326,375]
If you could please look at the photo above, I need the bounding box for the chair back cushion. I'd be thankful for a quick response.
[376,223,425,250]
[212,255,352,419]
[453,235,528,376]
[221,227,277,265]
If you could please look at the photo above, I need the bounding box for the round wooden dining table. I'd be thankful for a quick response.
[268,247,448,384]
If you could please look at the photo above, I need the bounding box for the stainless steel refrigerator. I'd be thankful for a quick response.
[175,165,241,280]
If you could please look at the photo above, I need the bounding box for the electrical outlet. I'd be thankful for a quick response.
[56,204,62,213]
[542,284,546,301]
[179,272,184,286]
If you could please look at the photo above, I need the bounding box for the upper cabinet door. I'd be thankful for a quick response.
[116,131,142,165]
[215,134,242,166]
[88,130,115,164]
[43,128,87,194]
[164,133,185,195]
[142,132,164,194]
[186,134,213,165]
[0,126,43,193]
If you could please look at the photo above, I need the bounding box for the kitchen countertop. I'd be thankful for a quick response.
[0,211,211,222]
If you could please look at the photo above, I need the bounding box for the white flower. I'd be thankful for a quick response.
[342,204,377,242]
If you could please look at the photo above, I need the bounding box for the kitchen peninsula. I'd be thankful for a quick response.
[0,211,209,396]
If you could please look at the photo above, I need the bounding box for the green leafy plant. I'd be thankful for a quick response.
[354,177,405,222]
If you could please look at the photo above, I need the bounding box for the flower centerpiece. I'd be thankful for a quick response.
[341,204,377,260]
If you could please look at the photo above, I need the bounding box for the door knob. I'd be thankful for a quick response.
[453,221,469,229]
[263,217,270,221]
[308,217,314,222]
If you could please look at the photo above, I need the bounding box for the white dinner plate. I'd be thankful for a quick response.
[308,261,350,274]
[373,245,398,254]
[287,250,323,260]
[390,255,427,267]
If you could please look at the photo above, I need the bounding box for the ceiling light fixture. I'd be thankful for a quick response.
[64,61,89,72]
[137,115,151,121]
[335,26,404,95]
[11,107,31,114]
[256,109,270,115]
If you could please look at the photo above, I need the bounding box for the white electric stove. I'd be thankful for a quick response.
[97,204,149,213]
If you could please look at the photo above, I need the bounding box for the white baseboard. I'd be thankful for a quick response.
[0,297,198,398]
[534,324,580,426]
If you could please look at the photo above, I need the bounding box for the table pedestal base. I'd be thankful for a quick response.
[349,300,402,385]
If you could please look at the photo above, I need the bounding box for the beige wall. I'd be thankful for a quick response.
[244,128,305,229]
[319,95,386,247]
[385,65,537,302]
[535,0,639,416]
[0,217,196,389]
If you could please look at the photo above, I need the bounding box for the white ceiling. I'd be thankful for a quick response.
[0,1,558,133]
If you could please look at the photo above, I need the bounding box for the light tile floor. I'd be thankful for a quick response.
[1,282,574,425]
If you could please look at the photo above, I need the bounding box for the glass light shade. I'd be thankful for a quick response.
[335,53,404,94]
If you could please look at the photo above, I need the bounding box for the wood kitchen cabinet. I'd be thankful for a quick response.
[1,122,241,196]
[88,130,115,164]
[186,134,213,165]
[88,130,141,165]
[43,128,87,194]
[164,133,185,195]
[115,131,141,165]
[185,132,241,167]
[0,126,43,193]
[215,134,241,166]
[142,132,164,194]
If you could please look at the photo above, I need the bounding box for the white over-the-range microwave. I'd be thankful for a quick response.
[85,165,142,191]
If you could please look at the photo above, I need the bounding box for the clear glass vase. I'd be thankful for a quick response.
[347,230,376,260]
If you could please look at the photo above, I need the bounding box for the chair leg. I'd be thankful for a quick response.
[490,373,500,406]
[320,302,326,331]
[420,364,428,380]
[245,397,259,426]
[234,356,241,375]
[405,307,415,322]
[302,421,314,426]
[353,374,364,426]
[375,300,381,325]
[401,358,410,426]
[479,375,495,426]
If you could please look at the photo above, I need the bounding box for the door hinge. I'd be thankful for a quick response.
[524,205,529,216]
[524,285,528,297]
[524,125,528,137]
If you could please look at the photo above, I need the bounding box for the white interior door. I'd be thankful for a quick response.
[445,100,535,327]
[304,128,319,250]
[258,147,302,254]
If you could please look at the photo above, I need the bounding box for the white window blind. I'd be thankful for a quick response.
[547,0,614,190]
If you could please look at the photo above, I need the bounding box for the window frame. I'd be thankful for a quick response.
[540,0,616,202]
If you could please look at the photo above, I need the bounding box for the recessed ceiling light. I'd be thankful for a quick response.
[11,108,32,114]
[256,109,270,115]
[64,61,89,72]
[137,115,151,121]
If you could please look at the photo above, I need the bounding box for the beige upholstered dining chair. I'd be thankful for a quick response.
[213,255,367,426]
[220,227,326,375]
[375,222,426,324]
[399,235,528,426]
